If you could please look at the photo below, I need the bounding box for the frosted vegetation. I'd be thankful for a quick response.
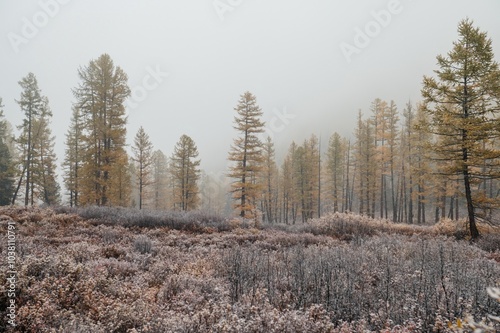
[1,206,498,332]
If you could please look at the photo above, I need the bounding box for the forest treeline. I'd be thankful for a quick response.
[1,19,499,239]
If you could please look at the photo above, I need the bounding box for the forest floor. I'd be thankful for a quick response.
[0,206,499,332]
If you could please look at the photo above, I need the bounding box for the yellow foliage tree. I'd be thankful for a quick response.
[228,91,265,218]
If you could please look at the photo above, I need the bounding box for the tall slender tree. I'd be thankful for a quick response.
[371,98,388,218]
[171,134,201,211]
[228,91,265,218]
[354,111,377,217]
[62,106,84,206]
[414,103,432,224]
[401,101,415,223]
[290,136,321,222]
[151,150,169,210]
[386,101,400,221]
[261,136,279,223]
[109,151,131,207]
[132,126,154,209]
[421,19,500,239]
[281,142,299,224]
[13,74,59,205]
[73,54,130,206]
[13,73,44,205]
[31,102,60,205]
[326,132,346,212]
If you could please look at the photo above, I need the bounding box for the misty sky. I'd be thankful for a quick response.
[1,0,499,176]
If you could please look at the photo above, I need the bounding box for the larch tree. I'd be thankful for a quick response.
[132,126,154,209]
[62,106,84,207]
[13,73,44,205]
[421,19,500,239]
[13,74,59,205]
[171,134,201,211]
[261,136,279,223]
[228,91,265,218]
[370,99,400,220]
[31,101,60,205]
[293,135,320,222]
[413,102,433,224]
[108,151,131,207]
[386,101,400,221]
[371,98,388,218]
[281,142,299,224]
[400,101,416,223]
[354,111,377,217]
[326,132,346,213]
[0,99,15,205]
[73,54,130,206]
[398,101,424,223]
[151,149,169,210]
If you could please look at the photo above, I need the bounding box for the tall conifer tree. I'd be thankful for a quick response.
[422,19,500,239]
[73,54,130,206]
[132,126,154,209]
[228,91,265,218]
[171,134,200,211]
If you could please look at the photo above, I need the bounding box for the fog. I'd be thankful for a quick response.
[1,0,499,174]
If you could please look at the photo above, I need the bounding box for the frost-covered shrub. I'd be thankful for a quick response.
[269,212,435,241]
[133,235,153,254]
[476,234,500,252]
[2,206,499,332]
[219,235,500,331]
[75,205,228,231]
[101,245,126,259]
[66,241,99,263]
[101,227,121,244]
[449,287,500,332]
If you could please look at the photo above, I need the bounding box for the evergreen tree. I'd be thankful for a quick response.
[261,136,279,223]
[228,91,265,218]
[151,150,169,210]
[299,135,321,221]
[386,101,400,221]
[132,126,154,209]
[281,142,299,224]
[171,134,200,211]
[73,54,130,206]
[400,101,416,223]
[62,106,83,206]
[371,98,388,218]
[31,102,60,205]
[413,103,433,224]
[354,111,377,217]
[13,74,59,205]
[108,149,131,207]
[326,132,346,213]
[421,19,500,239]
[13,73,44,205]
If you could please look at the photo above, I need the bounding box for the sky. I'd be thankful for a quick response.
[1,0,500,178]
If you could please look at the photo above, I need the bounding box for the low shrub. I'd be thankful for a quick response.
[133,235,153,254]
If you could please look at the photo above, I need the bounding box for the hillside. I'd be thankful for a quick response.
[1,206,499,332]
